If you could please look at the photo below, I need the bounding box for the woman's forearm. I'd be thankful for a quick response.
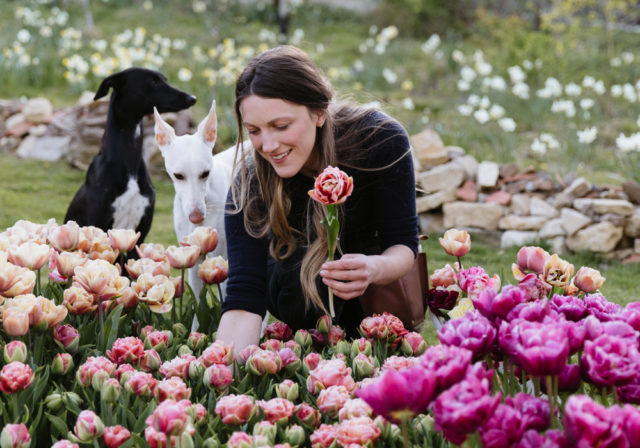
[370,244,416,285]
[216,309,263,356]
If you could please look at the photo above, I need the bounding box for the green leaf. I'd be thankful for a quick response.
[103,304,124,351]
[46,412,69,437]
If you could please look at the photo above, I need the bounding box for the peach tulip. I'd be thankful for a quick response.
[166,245,200,270]
[181,227,218,255]
[35,295,68,327]
[8,241,52,270]
[542,254,574,288]
[63,284,98,314]
[2,309,30,337]
[48,221,81,252]
[74,259,129,301]
[573,266,605,293]
[197,256,228,284]
[0,261,35,297]
[438,229,471,258]
[108,229,141,253]
[125,258,170,279]
[136,243,167,262]
[54,250,87,278]
[134,274,174,314]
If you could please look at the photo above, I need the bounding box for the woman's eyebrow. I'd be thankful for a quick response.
[243,117,294,127]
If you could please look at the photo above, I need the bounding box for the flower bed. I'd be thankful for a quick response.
[0,220,639,447]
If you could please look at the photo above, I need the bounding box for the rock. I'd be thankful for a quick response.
[526,176,554,192]
[5,113,25,130]
[501,230,539,248]
[29,124,47,137]
[22,97,53,124]
[410,129,448,169]
[511,194,531,216]
[549,236,566,254]
[477,161,500,188]
[561,208,592,235]
[625,208,640,237]
[636,238,640,252]
[563,177,592,198]
[484,190,511,206]
[446,145,466,159]
[451,154,478,180]
[499,163,519,179]
[529,197,559,218]
[565,221,623,253]
[622,253,640,264]
[416,188,457,213]
[443,201,505,231]
[77,91,95,106]
[419,213,445,234]
[498,215,547,231]
[623,180,640,204]
[601,213,626,227]
[573,198,634,216]
[418,163,466,193]
[16,135,71,162]
[552,192,574,209]
[539,218,565,238]
[4,121,33,138]
[456,180,478,202]
[504,178,529,195]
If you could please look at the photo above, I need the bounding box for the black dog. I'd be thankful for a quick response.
[64,68,196,244]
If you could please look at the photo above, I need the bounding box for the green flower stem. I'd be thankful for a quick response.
[400,416,410,448]
[34,268,41,297]
[457,256,463,270]
[546,375,557,429]
[11,393,18,423]
[323,204,339,319]
[179,268,185,322]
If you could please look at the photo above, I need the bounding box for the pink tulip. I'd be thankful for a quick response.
[515,246,550,277]
[226,432,253,448]
[310,424,339,448]
[197,256,228,284]
[53,324,80,353]
[8,241,52,270]
[505,392,550,432]
[0,362,33,393]
[51,440,79,448]
[419,344,472,392]
[102,425,131,448]
[381,354,419,372]
[431,264,457,288]
[338,398,373,421]
[307,165,353,205]
[0,423,30,448]
[246,349,282,375]
[146,399,189,435]
[203,363,233,391]
[275,379,299,401]
[400,331,427,356]
[257,398,295,425]
[263,321,293,340]
[437,310,496,360]
[135,243,166,262]
[74,410,104,442]
[581,334,640,387]
[125,258,170,279]
[198,341,234,367]
[144,331,169,352]
[106,337,145,365]
[336,416,381,446]
[317,385,351,418]
[3,341,27,364]
[296,402,322,429]
[478,403,524,448]
[53,250,87,279]
[155,377,191,402]
[76,356,116,387]
[439,228,471,258]
[573,266,605,293]
[125,371,158,398]
[139,349,161,372]
[2,309,30,337]
[159,354,195,380]
[107,229,141,253]
[215,394,255,425]
[48,221,81,252]
[307,359,355,394]
[303,352,322,372]
[52,353,74,376]
[564,395,627,447]
[457,266,501,299]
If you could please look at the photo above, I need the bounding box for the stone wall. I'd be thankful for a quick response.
[411,129,640,263]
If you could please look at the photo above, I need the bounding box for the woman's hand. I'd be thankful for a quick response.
[320,245,415,300]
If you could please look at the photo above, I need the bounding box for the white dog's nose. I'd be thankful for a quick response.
[189,209,204,224]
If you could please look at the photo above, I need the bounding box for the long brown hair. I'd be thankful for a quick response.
[230,45,393,314]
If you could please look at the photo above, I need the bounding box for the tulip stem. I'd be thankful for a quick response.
[11,393,18,423]
[546,375,557,428]
[35,268,41,296]
[180,268,185,322]
[612,386,620,406]
[400,416,410,448]
[457,256,463,270]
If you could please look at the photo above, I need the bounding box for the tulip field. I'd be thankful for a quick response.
[1,218,640,447]
[3,1,640,447]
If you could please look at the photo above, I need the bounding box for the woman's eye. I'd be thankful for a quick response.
[247,129,259,135]
[275,124,289,131]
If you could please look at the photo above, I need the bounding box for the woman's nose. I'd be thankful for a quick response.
[261,131,279,152]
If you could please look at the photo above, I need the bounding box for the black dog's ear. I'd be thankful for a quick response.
[94,72,122,100]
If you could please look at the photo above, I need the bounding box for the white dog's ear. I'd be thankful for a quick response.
[196,100,217,145]
[154,107,176,149]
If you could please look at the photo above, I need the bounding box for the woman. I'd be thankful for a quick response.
[216,45,418,351]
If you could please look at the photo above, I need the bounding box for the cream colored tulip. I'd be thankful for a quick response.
[136,275,174,314]
[35,296,68,328]
[438,228,471,258]
[166,245,200,270]
[63,284,98,314]
[54,250,87,278]
[198,256,228,284]
[108,229,141,253]
[8,242,52,270]
[136,243,167,262]
[573,266,605,293]
[181,227,219,255]
[2,308,29,336]
[0,266,36,298]
[48,221,81,252]
[125,258,171,279]
[542,254,575,288]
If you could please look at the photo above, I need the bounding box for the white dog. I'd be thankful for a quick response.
[154,101,235,321]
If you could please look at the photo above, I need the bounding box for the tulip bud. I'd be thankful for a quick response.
[139,349,161,372]
[172,323,186,339]
[53,324,80,354]
[285,425,305,447]
[295,403,321,430]
[52,353,74,376]
[74,410,104,442]
[294,329,312,349]
[91,370,110,391]
[275,379,299,402]
[0,423,30,448]
[178,345,193,357]
[203,364,233,392]
[3,341,27,363]
[316,315,331,334]
[352,353,375,378]
[202,437,219,448]
[178,432,195,448]
[144,331,169,352]
[413,414,434,436]
[187,332,208,351]
[252,421,276,444]
[334,340,350,356]
[45,393,64,412]
[400,332,427,356]
[188,361,204,381]
[101,378,120,403]
[350,338,372,358]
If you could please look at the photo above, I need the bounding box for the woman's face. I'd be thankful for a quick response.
[239,95,325,178]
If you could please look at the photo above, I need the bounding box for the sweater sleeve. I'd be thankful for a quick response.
[220,193,269,318]
[366,118,419,256]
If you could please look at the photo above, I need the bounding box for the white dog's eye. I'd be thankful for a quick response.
[174,173,185,180]
[199,171,210,180]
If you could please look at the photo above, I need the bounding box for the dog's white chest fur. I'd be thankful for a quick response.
[112,178,150,229]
